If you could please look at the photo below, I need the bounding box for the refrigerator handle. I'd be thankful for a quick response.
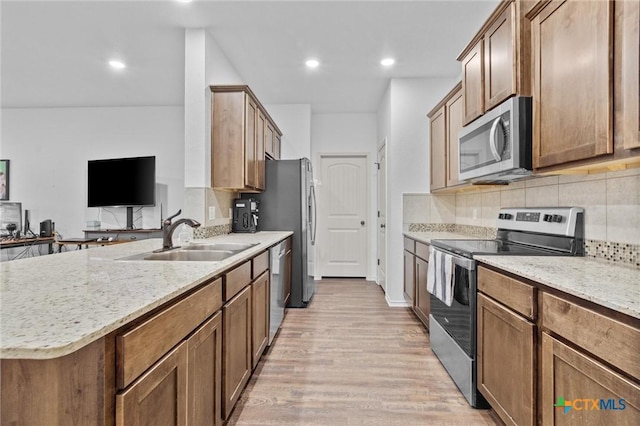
[310,185,317,245]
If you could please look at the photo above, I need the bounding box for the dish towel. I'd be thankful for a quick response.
[427,247,455,306]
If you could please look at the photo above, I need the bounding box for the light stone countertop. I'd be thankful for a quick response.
[404,231,639,320]
[0,231,292,359]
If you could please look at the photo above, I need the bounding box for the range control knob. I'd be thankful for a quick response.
[498,213,513,220]
[552,214,563,223]
[543,214,553,222]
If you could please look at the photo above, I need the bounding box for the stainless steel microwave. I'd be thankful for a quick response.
[458,96,532,184]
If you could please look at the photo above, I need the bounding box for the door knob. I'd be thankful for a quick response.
[361,220,365,226]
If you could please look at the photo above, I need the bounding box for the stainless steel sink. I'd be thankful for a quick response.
[116,242,258,262]
[182,242,258,252]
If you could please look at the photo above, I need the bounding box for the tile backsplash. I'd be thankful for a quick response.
[404,167,640,268]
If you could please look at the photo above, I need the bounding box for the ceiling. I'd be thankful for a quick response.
[1,0,499,113]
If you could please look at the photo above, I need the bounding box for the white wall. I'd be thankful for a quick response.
[381,77,458,305]
[263,104,311,160]
[311,113,378,280]
[1,106,184,238]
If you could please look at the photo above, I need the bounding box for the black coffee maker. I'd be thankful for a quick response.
[232,198,259,233]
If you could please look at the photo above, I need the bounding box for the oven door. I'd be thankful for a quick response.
[428,247,477,357]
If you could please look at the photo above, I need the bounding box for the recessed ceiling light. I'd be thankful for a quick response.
[305,59,320,68]
[381,58,395,66]
[108,60,126,70]
[109,60,126,70]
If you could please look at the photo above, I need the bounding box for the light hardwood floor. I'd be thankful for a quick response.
[227,279,499,425]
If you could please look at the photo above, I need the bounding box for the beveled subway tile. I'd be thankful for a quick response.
[500,188,526,208]
[403,194,430,224]
[559,179,607,241]
[481,190,501,228]
[525,185,558,207]
[606,167,640,179]
[558,172,605,184]
[431,194,456,224]
[524,175,559,188]
[606,175,640,245]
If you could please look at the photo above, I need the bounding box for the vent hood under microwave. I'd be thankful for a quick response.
[458,96,533,185]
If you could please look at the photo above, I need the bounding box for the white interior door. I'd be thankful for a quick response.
[377,142,387,292]
[319,154,368,277]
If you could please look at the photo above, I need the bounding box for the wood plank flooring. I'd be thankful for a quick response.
[227,279,499,425]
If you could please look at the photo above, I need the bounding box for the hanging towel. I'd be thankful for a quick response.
[426,247,455,306]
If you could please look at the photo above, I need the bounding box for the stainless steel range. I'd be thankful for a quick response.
[427,207,585,408]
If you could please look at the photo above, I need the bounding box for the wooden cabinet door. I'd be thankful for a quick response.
[255,110,266,190]
[429,105,446,191]
[265,122,275,158]
[414,256,430,329]
[283,249,292,307]
[484,2,515,111]
[274,133,281,159]
[116,342,188,426]
[477,293,535,426]
[187,312,223,426]
[245,95,258,189]
[222,286,252,420]
[403,250,415,304]
[619,0,640,149]
[462,40,484,125]
[541,332,640,425]
[251,271,270,369]
[531,0,614,169]
[446,87,464,187]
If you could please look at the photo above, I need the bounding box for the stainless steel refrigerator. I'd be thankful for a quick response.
[251,158,316,307]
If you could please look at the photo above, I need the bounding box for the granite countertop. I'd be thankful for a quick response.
[0,231,292,359]
[404,231,639,320]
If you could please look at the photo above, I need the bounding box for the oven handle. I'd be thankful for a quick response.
[430,245,476,271]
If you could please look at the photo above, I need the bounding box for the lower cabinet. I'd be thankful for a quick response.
[403,249,415,304]
[188,312,223,426]
[477,293,535,426]
[222,285,252,420]
[116,342,188,426]
[251,270,270,369]
[414,256,430,329]
[541,332,640,425]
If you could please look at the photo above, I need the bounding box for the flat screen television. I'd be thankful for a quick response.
[88,156,156,229]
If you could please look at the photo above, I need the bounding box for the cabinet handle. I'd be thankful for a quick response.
[489,117,504,162]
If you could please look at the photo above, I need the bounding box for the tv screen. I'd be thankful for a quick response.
[88,156,156,208]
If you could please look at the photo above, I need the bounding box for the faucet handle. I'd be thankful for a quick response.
[165,209,182,224]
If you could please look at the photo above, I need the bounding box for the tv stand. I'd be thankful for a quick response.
[83,228,163,242]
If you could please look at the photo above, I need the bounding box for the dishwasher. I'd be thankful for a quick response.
[268,240,287,345]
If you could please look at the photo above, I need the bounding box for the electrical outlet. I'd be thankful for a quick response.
[208,206,215,220]
[472,208,478,220]
[229,208,232,218]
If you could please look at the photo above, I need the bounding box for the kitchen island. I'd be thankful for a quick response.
[0,231,292,425]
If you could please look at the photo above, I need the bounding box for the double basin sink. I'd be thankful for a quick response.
[118,242,258,262]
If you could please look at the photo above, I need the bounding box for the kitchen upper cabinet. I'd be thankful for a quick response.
[429,105,447,191]
[529,0,614,170]
[265,122,283,160]
[428,83,468,192]
[211,85,280,192]
[458,0,531,125]
[617,0,640,150]
[461,40,484,125]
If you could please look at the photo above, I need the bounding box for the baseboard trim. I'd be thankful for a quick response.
[385,295,410,307]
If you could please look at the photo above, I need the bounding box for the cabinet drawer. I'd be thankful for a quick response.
[252,251,269,279]
[478,266,534,320]
[225,260,252,300]
[403,237,415,253]
[117,279,222,389]
[542,292,640,379]
[415,242,429,261]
